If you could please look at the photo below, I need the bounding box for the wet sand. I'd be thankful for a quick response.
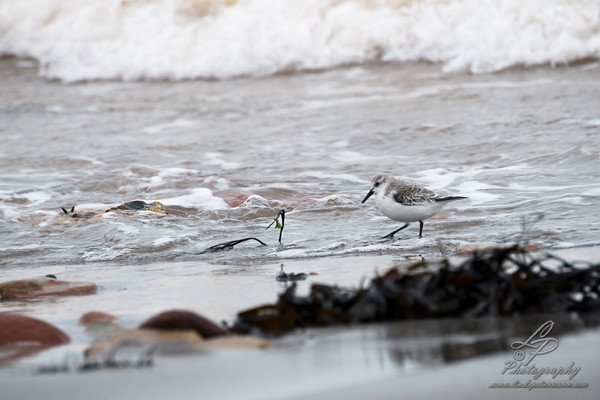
[2,319,598,400]
[1,250,599,399]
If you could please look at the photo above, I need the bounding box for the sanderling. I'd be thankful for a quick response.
[362,173,466,239]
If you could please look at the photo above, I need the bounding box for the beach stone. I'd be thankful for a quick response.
[60,200,168,224]
[0,313,69,365]
[106,200,167,214]
[221,192,252,207]
[79,311,118,326]
[0,277,97,299]
[0,313,70,347]
[139,310,228,339]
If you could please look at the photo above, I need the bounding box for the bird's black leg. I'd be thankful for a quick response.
[382,223,409,239]
[418,220,424,238]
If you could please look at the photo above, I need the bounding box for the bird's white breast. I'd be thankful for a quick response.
[375,190,442,222]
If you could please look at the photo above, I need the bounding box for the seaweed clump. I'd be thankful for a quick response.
[232,245,600,336]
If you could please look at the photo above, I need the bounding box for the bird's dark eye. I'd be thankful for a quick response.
[374,181,381,187]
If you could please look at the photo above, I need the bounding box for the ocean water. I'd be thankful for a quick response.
[0,0,600,377]
[1,0,599,270]
[1,57,599,268]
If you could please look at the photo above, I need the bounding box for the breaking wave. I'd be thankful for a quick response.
[1,0,599,81]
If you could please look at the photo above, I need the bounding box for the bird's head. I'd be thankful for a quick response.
[362,173,391,203]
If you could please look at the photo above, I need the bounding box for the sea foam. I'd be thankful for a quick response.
[160,188,230,210]
[1,0,598,82]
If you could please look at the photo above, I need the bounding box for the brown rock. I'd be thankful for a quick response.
[139,310,227,339]
[0,277,97,299]
[0,313,70,347]
[0,313,70,365]
[79,311,118,326]
[221,192,252,207]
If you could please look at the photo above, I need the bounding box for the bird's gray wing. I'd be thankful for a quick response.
[391,181,436,205]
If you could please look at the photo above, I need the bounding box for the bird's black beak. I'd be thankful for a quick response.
[362,190,374,203]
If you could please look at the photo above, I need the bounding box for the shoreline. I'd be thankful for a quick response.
[2,246,599,324]
[2,318,598,400]
[2,247,600,364]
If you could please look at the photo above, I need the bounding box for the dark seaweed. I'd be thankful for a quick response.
[232,245,600,336]
[276,272,308,282]
[197,210,285,255]
[266,210,285,243]
[201,237,267,253]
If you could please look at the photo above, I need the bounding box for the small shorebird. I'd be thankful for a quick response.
[362,173,466,239]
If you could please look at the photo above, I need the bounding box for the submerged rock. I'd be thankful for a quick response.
[105,200,167,214]
[60,200,168,223]
[0,276,97,299]
[79,311,118,326]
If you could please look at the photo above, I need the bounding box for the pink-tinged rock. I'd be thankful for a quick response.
[0,277,97,299]
[0,313,70,366]
[79,311,118,326]
[221,192,252,207]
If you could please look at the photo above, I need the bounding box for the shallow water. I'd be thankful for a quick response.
[1,58,600,269]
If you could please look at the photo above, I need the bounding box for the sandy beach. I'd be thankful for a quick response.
[2,314,598,400]
[2,250,600,399]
